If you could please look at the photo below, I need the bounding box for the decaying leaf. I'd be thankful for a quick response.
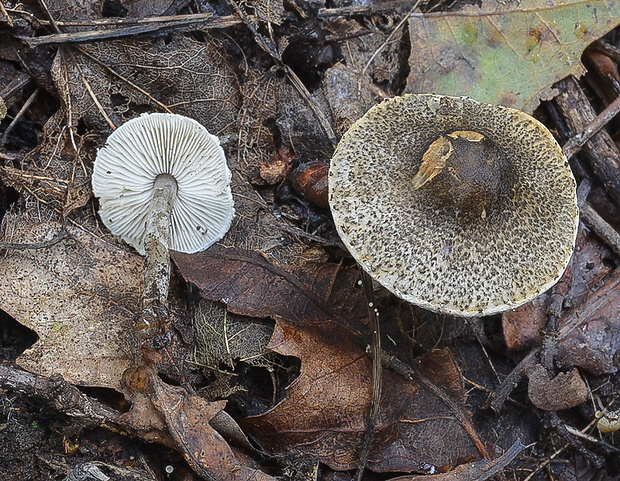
[0,215,138,388]
[407,0,620,112]
[191,298,274,371]
[323,18,401,135]
[52,35,240,135]
[243,319,480,472]
[237,68,278,171]
[248,0,284,25]
[275,76,334,161]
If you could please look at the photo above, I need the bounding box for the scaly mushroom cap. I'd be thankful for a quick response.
[329,94,578,317]
[92,113,234,255]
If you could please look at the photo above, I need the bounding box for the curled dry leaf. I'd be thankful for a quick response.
[243,319,479,473]
[407,0,620,112]
[120,366,275,481]
[527,364,588,411]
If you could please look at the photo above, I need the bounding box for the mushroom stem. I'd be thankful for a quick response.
[137,173,178,339]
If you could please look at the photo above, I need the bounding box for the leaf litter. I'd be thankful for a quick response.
[1,0,620,479]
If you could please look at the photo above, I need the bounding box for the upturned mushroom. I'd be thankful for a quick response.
[92,113,234,337]
[329,94,578,317]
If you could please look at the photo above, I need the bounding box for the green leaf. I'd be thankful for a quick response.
[406,0,620,112]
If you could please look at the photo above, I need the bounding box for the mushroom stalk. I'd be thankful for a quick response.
[92,113,235,344]
[137,173,178,339]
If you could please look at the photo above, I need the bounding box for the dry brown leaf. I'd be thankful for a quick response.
[150,372,274,480]
[502,226,613,351]
[0,215,138,388]
[242,319,479,473]
[173,247,368,330]
[556,267,620,375]
[502,227,618,375]
[120,365,275,481]
[0,214,185,389]
[527,364,588,411]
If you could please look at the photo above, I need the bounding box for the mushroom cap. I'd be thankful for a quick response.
[328,94,579,317]
[92,113,234,255]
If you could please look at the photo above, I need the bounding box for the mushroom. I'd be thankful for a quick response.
[92,113,234,337]
[328,94,578,317]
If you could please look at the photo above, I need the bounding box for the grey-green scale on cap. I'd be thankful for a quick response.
[328,94,579,317]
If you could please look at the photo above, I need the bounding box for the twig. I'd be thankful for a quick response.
[354,269,383,481]
[36,0,60,33]
[564,425,620,453]
[486,349,538,412]
[576,179,620,258]
[20,14,242,47]
[0,72,32,104]
[0,1,14,27]
[562,92,620,159]
[544,411,605,468]
[1,87,40,145]
[555,77,620,206]
[0,225,69,250]
[580,203,620,258]
[0,364,122,427]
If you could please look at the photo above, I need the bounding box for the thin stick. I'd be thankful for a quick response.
[0,225,69,250]
[562,93,620,159]
[580,203,620,257]
[354,269,383,481]
[0,87,40,145]
[22,14,242,47]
